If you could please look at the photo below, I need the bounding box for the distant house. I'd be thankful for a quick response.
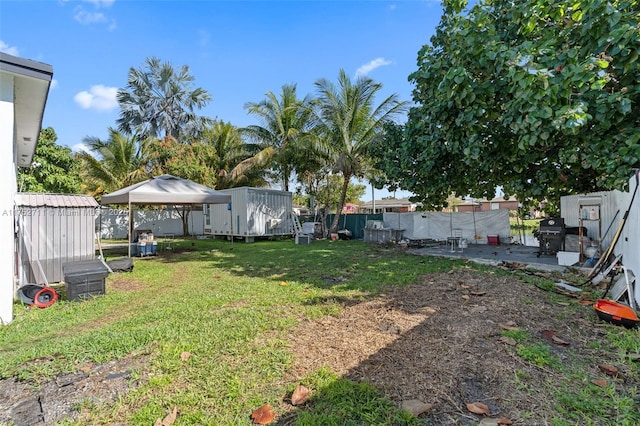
[360,198,420,214]
[341,203,360,214]
[457,196,519,213]
[1,52,54,325]
[456,196,546,218]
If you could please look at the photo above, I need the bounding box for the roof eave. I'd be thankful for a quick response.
[0,53,54,168]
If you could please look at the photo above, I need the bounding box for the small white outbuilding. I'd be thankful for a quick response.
[204,187,293,242]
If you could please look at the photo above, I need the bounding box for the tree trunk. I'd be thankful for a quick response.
[177,206,192,236]
[330,174,350,234]
[283,167,290,192]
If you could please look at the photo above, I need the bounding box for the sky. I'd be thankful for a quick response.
[0,0,444,201]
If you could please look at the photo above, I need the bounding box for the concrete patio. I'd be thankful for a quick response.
[408,242,580,273]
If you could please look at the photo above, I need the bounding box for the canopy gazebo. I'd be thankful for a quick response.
[100,174,231,256]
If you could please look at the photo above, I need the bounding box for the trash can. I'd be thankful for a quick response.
[62,259,110,301]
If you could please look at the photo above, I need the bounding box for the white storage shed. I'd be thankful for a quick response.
[204,187,292,242]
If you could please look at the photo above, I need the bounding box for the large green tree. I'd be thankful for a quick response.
[315,69,407,233]
[77,128,150,197]
[116,56,212,140]
[243,84,316,191]
[17,127,82,193]
[200,121,271,189]
[148,136,217,187]
[373,0,640,210]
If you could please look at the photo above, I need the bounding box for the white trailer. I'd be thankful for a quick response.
[204,187,293,242]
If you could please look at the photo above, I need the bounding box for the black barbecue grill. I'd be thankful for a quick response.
[537,217,565,256]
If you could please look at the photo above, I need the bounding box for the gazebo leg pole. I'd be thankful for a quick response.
[128,201,132,258]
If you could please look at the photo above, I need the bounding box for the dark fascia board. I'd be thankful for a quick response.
[0,52,53,82]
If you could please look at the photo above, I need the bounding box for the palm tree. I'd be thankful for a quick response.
[200,121,272,189]
[314,69,408,233]
[116,56,212,141]
[243,84,316,191]
[77,128,150,197]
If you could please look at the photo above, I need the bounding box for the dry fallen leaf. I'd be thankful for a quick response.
[541,330,570,346]
[551,335,570,346]
[598,364,623,378]
[279,281,288,286]
[479,418,513,426]
[180,351,191,361]
[498,336,517,346]
[251,404,276,425]
[212,275,221,279]
[80,364,93,374]
[591,379,608,387]
[470,291,487,296]
[291,384,311,406]
[466,401,490,415]
[154,405,178,426]
[401,399,434,416]
[499,321,518,330]
[461,295,471,300]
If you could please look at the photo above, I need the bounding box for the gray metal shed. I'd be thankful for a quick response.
[15,193,98,285]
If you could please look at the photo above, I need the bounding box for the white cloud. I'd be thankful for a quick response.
[72,143,89,153]
[50,79,59,89]
[355,58,393,77]
[389,4,397,11]
[74,9,108,24]
[74,85,118,111]
[83,0,115,8]
[73,1,116,28]
[0,40,19,56]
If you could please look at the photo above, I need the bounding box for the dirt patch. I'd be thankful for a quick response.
[287,267,635,424]
[0,354,150,425]
[2,263,635,425]
[108,276,148,292]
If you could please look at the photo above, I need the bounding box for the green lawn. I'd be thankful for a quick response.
[1,238,638,425]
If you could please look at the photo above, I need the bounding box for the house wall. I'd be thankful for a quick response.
[479,201,519,212]
[0,73,15,324]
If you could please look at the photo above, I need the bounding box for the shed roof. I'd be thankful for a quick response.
[15,193,99,208]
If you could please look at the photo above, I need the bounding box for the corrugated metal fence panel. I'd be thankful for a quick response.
[19,206,96,284]
[326,214,384,239]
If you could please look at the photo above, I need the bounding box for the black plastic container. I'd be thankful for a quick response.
[62,259,110,301]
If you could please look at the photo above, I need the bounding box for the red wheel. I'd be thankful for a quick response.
[33,287,58,309]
